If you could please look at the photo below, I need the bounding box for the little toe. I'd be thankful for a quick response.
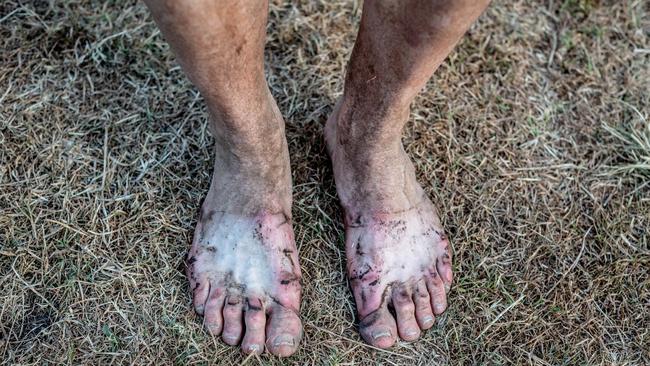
[222,295,244,345]
[392,285,420,341]
[436,244,453,292]
[359,306,398,348]
[413,279,435,330]
[204,285,226,335]
[241,297,266,354]
[426,272,448,315]
[265,305,302,357]
[192,280,210,316]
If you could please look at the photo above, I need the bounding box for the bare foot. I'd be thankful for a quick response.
[186,116,302,356]
[325,104,453,348]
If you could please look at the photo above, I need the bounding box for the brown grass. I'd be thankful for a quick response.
[1,0,649,364]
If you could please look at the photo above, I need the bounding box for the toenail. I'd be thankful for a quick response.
[372,330,392,340]
[223,334,238,341]
[273,334,295,347]
[422,315,434,325]
[248,344,261,353]
[435,302,444,309]
[195,305,204,314]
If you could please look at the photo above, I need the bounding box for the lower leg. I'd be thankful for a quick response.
[326,0,490,347]
[144,0,301,356]
[331,0,491,213]
[145,0,290,215]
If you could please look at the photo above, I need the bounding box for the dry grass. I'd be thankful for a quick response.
[1,0,649,364]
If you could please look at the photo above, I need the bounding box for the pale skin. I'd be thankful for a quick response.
[144,0,490,357]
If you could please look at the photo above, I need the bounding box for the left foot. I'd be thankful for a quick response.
[325,103,453,348]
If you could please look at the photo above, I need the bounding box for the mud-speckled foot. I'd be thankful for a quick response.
[187,209,303,357]
[325,103,453,348]
[346,199,452,348]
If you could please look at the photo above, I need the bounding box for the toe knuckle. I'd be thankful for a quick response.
[400,303,416,313]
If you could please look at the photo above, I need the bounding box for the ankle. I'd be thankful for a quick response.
[204,99,292,216]
[209,91,286,156]
[326,105,405,172]
[331,95,409,157]
[326,104,423,214]
[204,154,292,216]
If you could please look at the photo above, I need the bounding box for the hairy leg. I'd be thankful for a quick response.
[144,0,301,356]
[325,0,490,347]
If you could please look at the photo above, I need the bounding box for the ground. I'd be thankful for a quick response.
[1,0,649,364]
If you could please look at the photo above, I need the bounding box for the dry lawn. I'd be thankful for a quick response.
[1,0,649,364]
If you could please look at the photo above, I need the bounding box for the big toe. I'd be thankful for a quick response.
[265,305,302,357]
[358,306,398,348]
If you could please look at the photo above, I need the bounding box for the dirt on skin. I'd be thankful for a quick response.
[1,0,649,365]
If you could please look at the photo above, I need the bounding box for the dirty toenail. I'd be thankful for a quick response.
[372,330,392,340]
[195,305,204,314]
[273,334,295,347]
[248,344,261,353]
[422,315,434,325]
[223,334,238,341]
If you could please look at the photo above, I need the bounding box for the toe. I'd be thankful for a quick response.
[426,271,448,315]
[241,297,266,354]
[265,305,302,357]
[436,242,453,292]
[192,280,210,315]
[359,306,398,348]
[392,285,420,341]
[413,279,435,330]
[203,284,226,335]
[222,295,244,345]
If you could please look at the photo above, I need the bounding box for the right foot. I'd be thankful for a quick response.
[186,100,302,357]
